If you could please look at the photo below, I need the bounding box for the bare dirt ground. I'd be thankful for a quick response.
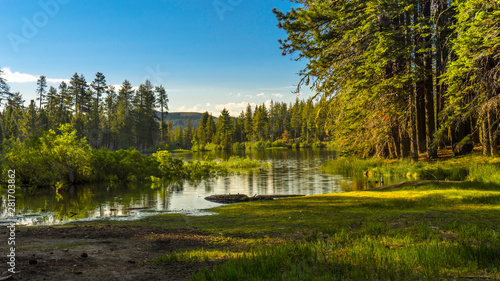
[2,225,220,281]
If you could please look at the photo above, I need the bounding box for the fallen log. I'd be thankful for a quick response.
[205,194,305,204]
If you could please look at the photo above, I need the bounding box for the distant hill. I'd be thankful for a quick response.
[156,112,218,128]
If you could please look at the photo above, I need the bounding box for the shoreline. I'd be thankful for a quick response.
[6,179,500,280]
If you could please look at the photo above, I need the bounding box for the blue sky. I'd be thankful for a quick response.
[0,0,310,116]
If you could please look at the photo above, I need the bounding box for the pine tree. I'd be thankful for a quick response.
[441,0,500,156]
[116,80,135,148]
[58,81,73,124]
[132,80,158,149]
[0,67,11,105]
[155,85,169,142]
[3,92,24,139]
[243,104,253,141]
[45,86,58,128]
[36,75,47,109]
[90,72,107,142]
[21,100,39,140]
[253,104,269,141]
[197,112,210,147]
[104,86,117,149]
[216,108,234,149]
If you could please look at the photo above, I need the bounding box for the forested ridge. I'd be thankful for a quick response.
[275,0,500,158]
[0,70,328,153]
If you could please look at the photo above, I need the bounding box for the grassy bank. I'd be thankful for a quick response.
[321,154,500,184]
[74,179,500,280]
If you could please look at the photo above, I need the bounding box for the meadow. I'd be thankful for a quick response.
[73,154,500,280]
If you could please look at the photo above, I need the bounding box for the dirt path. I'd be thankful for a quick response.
[2,225,218,281]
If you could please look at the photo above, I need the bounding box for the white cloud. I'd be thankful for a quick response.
[1,67,68,84]
[177,104,202,112]
[257,93,265,97]
[214,101,256,116]
[272,93,284,98]
[264,100,273,109]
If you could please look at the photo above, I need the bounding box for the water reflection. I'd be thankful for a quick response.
[0,149,402,226]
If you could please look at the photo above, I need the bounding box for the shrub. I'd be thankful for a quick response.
[2,124,92,186]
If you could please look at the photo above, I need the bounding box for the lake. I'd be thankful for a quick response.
[0,149,392,226]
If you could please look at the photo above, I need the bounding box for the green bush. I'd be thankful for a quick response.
[2,124,92,186]
[1,126,272,187]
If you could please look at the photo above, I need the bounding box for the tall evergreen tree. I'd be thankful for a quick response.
[36,75,47,109]
[441,0,500,156]
[132,80,158,149]
[0,68,11,105]
[21,100,39,140]
[155,85,169,142]
[90,72,107,137]
[216,108,234,149]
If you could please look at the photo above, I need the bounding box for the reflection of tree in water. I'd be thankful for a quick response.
[204,179,215,193]
[223,177,231,193]
[168,180,184,192]
[247,171,254,196]
[257,170,269,195]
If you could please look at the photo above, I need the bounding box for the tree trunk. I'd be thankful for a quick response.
[415,5,427,154]
[424,0,437,159]
[399,125,411,159]
[488,110,498,156]
[435,0,449,147]
[482,116,491,156]
[407,10,418,161]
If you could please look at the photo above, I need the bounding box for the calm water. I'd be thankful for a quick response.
[0,149,392,226]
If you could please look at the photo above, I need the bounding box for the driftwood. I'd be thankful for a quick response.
[364,180,463,191]
[205,194,305,204]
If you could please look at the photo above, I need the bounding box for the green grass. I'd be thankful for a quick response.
[218,156,271,170]
[73,179,500,280]
[154,249,244,264]
[188,183,500,280]
[321,154,500,184]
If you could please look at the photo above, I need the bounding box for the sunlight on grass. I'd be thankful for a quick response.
[76,177,500,280]
[154,249,244,264]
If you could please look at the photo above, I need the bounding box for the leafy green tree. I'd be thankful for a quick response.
[3,124,92,186]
